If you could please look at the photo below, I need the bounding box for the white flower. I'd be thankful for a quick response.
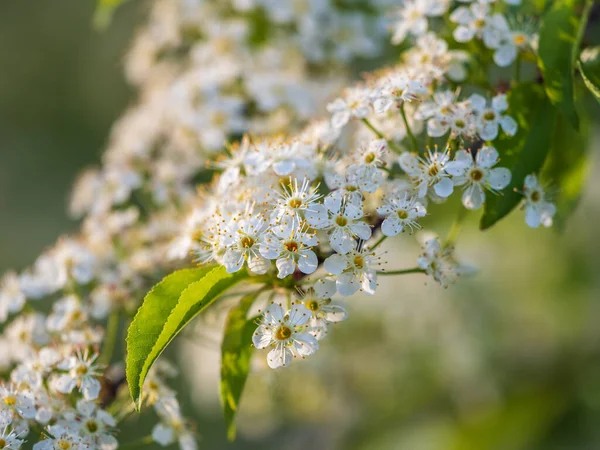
[0,272,26,323]
[152,398,197,450]
[54,350,102,401]
[377,194,427,236]
[326,163,384,206]
[327,87,371,128]
[252,303,318,368]
[354,139,388,168]
[417,236,462,287]
[222,213,270,274]
[272,177,321,224]
[492,28,534,67]
[46,295,87,332]
[446,147,511,210]
[469,94,518,141]
[305,194,371,254]
[391,0,449,44]
[0,385,36,420]
[260,223,318,278]
[324,243,382,296]
[70,400,118,450]
[522,174,556,228]
[299,279,348,340]
[450,3,507,48]
[373,73,428,114]
[399,149,455,199]
[0,426,23,449]
[33,425,86,450]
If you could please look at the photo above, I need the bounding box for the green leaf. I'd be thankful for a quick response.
[537,0,591,130]
[578,46,600,102]
[542,112,590,229]
[480,84,557,230]
[126,266,215,409]
[127,266,249,409]
[220,293,260,441]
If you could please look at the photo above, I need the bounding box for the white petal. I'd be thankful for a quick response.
[314,278,336,298]
[252,325,273,349]
[288,304,310,327]
[398,152,420,175]
[494,43,517,67]
[267,346,293,368]
[82,377,101,400]
[499,115,518,136]
[294,332,319,356]
[468,94,487,112]
[323,304,349,323]
[297,250,318,274]
[462,183,485,209]
[248,255,270,275]
[305,204,329,229]
[264,302,285,323]
[152,423,175,446]
[276,258,296,278]
[486,167,511,190]
[433,177,454,197]
[350,221,372,240]
[453,26,475,43]
[336,272,360,297]
[381,217,403,236]
[361,270,377,295]
[54,375,76,394]
[331,110,351,128]
[476,146,499,168]
[525,205,541,228]
[272,160,295,176]
[324,254,348,275]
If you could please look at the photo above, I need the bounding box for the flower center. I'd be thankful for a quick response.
[470,169,484,182]
[305,300,320,312]
[474,18,486,29]
[335,216,348,227]
[86,420,99,433]
[0,438,6,448]
[392,88,404,98]
[240,236,255,248]
[76,364,89,376]
[513,34,526,46]
[288,197,303,209]
[275,325,292,341]
[345,185,358,192]
[4,395,16,406]
[397,209,409,220]
[454,119,466,129]
[530,190,541,203]
[353,255,364,269]
[364,153,376,164]
[483,111,496,121]
[428,164,440,177]
[58,440,72,450]
[284,240,299,253]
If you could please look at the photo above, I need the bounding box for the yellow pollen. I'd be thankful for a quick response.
[531,190,541,202]
[275,325,293,341]
[428,164,439,177]
[58,440,72,450]
[335,216,348,227]
[86,420,99,433]
[470,169,484,182]
[4,395,16,406]
[288,197,303,209]
[474,18,486,28]
[455,119,466,128]
[284,241,299,253]
[513,34,526,46]
[346,185,358,192]
[0,438,6,448]
[483,111,496,121]
[305,299,320,312]
[240,236,255,248]
[76,365,88,376]
[354,255,364,269]
[397,210,409,220]
[364,153,376,164]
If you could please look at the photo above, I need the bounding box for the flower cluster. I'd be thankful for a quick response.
[0,0,564,447]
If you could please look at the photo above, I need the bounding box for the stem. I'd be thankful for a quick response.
[444,206,468,249]
[120,436,154,450]
[370,234,388,250]
[513,53,521,85]
[378,268,425,276]
[361,118,402,154]
[100,311,120,366]
[400,103,419,153]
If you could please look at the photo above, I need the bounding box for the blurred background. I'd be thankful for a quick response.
[1,1,599,449]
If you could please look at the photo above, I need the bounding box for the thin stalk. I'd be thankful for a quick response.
[378,268,425,276]
[400,103,419,153]
[513,53,521,85]
[100,311,120,366]
[361,118,402,154]
[444,206,468,249]
[370,234,388,250]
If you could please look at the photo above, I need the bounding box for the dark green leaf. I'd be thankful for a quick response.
[542,112,590,229]
[220,293,260,441]
[537,0,591,130]
[480,84,557,230]
[126,266,214,409]
[128,266,248,409]
[578,46,600,102]
[94,0,129,30]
